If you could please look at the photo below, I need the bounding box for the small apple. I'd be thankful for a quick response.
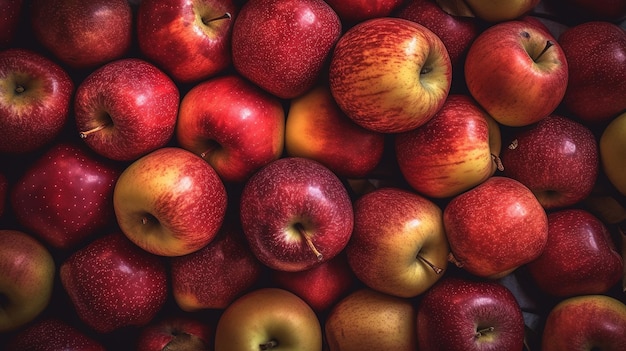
[0,0,24,48]
[600,110,626,196]
[136,315,214,351]
[324,0,405,24]
[5,318,106,351]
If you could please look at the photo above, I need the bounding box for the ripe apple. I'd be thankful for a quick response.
[74,58,180,162]
[500,114,599,209]
[30,0,132,69]
[5,318,106,351]
[0,48,74,154]
[285,83,386,178]
[0,229,55,333]
[461,0,540,22]
[137,0,237,83]
[59,232,169,333]
[544,0,626,22]
[231,0,342,99]
[329,17,452,133]
[11,142,122,250]
[113,147,228,257]
[176,74,285,183]
[239,157,354,272]
[324,0,404,24]
[0,0,24,48]
[417,276,526,351]
[464,20,568,127]
[541,294,626,351]
[214,288,322,351]
[395,94,503,199]
[136,315,214,351]
[443,176,549,279]
[325,288,418,351]
[600,111,626,196]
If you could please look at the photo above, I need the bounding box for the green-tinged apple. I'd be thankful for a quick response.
[176,74,285,183]
[329,17,452,133]
[452,0,540,22]
[6,318,106,351]
[444,176,549,279]
[113,147,227,257]
[231,0,342,99]
[136,315,214,351]
[325,288,418,351]
[541,294,626,351]
[137,0,237,83]
[395,94,502,199]
[0,230,55,333]
[214,288,322,351]
[600,111,626,195]
[346,187,449,298]
[464,20,568,127]
[324,0,404,24]
[240,157,354,272]
[74,58,179,161]
[285,84,385,178]
[0,48,74,154]
[0,0,23,48]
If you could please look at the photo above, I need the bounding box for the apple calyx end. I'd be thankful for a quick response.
[418,254,444,274]
[79,123,109,139]
[259,339,278,350]
[474,326,495,338]
[14,85,25,94]
[491,154,504,172]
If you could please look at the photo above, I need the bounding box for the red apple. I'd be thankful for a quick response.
[137,0,237,83]
[74,58,180,162]
[0,0,24,48]
[544,0,626,22]
[0,48,74,154]
[239,157,354,272]
[30,0,132,69]
[59,232,169,333]
[136,315,213,351]
[231,0,342,99]
[175,74,285,183]
[461,0,540,22]
[5,318,106,351]
[324,0,404,24]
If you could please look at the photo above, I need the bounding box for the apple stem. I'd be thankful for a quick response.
[79,123,109,138]
[259,340,278,350]
[295,223,323,261]
[475,326,495,338]
[203,12,232,25]
[417,254,444,274]
[491,154,504,171]
[533,40,554,61]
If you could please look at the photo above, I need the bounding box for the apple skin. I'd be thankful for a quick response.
[544,0,626,22]
[464,20,568,127]
[525,209,623,297]
[231,0,342,99]
[30,0,132,69]
[600,111,626,196]
[325,288,418,351]
[214,288,322,351]
[541,294,626,351]
[0,230,55,333]
[136,315,214,351]
[5,318,106,351]
[285,83,385,178]
[0,172,7,218]
[329,17,452,133]
[74,58,180,162]
[176,74,285,183]
[395,94,502,199]
[10,142,122,250]
[113,147,228,257]
[324,0,404,24]
[443,176,549,279]
[59,232,169,334]
[500,114,599,209]
[0,48,74,155]
[137,0,237,83]
[464,0,540,22]
[559,21,626,124]
[417,276,526,351]
[0,0,24,48]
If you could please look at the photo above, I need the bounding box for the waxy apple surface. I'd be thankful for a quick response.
[463,0,540,22]
[136,315,213,351]
[5,318,106,351]
[0,0,23,48]
[324,0,404,23]
[600,111,626,195]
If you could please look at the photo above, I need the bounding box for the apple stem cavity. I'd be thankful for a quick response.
[202,12,232,25]
[259,339,279,350]
[417,254,444,274]
[533,40,554,62]
[295,223,323,261]
[491,154,504,171]
[474,326,495,338]
[79,123,109,138]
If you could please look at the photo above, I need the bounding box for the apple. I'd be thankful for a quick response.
[113,147,228,257]
[231,0,342,99]
[417,276,526,351]
[395,94,503,199]
[558,21,626,124]
[30,0,132,69]
[74,58,180,162]
[329,17,452,133]
[137,0,237,83]
[459,0,540,22]
[0,0,24,48]
[500,114,599,209]
[464,20,569,127]
[10,142,122,250]
[541,294,626,351]
[59,232,169,334]
[175,74,285,183]
[600,111,626,196]
[525,209,623,297]
[214,288,322,351]
[0,229,55,333]
[324,288,418,351]
[324,0,405,24]
[136,315,214,351]
[5,318,106,351]
[0,48,74,154]
[284,83,386,178]
[544,0,626,22]
[444,176,549,279]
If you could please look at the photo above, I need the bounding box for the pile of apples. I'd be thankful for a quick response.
[2,0,626,350]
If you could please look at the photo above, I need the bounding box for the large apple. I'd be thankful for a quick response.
[5,318,106,351]
[137,0,237,83]
[0,48,74,154]
[395,94,502,199]
[74,58,179,162]
[329,17,452,133]
[600,110,626,196]
[0,0,24,48]
[324,0,404,24]
[231,0,342,99]
[175,74,285,183]
[136,315,214,351]
[113,147,228,257]
[464,20,568,127]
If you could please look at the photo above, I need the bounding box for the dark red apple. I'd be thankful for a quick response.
[136,315,214,351]
[5,318,106,351]
[325,0,404,24]
[0,0,24,48]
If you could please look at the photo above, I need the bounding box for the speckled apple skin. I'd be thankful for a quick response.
[325,0,404,23]
[6,318,106,351]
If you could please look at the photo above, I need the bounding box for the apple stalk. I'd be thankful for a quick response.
[295,223,323,261]
[203,12,232,25]
[475,326,495,338]
[417,254,444,275]
[532,40,555,62]
[259,339,279,350]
